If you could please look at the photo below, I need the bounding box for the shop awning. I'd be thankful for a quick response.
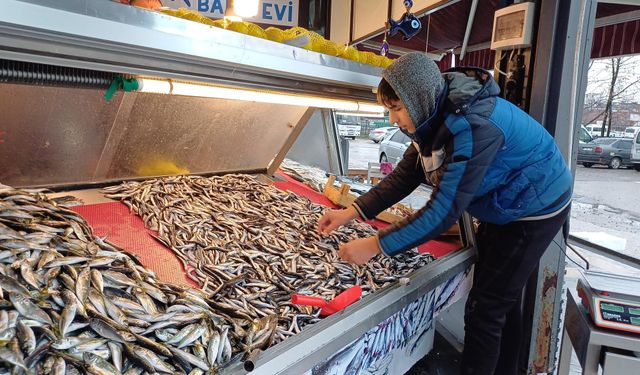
[359,1,640,70]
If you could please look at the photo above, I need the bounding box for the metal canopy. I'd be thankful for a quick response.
[359,1,640,68]
[0,0,381,101]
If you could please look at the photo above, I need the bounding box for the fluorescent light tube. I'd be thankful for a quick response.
[137,78,384,112]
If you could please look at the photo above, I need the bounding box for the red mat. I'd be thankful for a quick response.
[71,174,460,286]
[71,203,197,287]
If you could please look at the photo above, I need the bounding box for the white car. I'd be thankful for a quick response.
[631,129,640,172]
[378,129,411,164]
[338,124,361,139]
[368,126,398,143]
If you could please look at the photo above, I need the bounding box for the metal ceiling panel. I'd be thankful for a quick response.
[0,0,382,101]
[0,84,123,187]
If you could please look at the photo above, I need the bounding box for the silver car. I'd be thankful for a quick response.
[578,137,633,169]
[379,129,411,164]
[368,126,398,143]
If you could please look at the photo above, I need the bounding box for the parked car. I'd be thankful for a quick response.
[631,130,640,171]
[368,126,398,143]
[379,128,411,164]
[337,124,361,139]
[623,126,640,138]
[579,125,593,144]
[584,124,604,138]
[577,137,633,169]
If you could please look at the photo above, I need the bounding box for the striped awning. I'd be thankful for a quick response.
[436,53,453,71]
[591,19,640,59]
[457,49,496,70]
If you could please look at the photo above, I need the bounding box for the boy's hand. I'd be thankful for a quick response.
[339,237,382,265]
[317,206,359,234]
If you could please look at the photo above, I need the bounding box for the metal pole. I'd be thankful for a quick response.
[524,0,598,373]
[459,0,478,61]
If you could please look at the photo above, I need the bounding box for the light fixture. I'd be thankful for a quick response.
[335,112,386,118]
[137,78,385,112]
[224,0,259,22]
[233,0,259,17]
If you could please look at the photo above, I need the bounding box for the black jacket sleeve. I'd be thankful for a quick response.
[352,143,425,220]
[377,116,505,256]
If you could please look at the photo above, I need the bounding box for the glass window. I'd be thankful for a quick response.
[579,128,592,143]
[594,138,617,145]
[620,140,632,150]
[390,130,404,143]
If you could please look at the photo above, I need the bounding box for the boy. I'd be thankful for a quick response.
[318,52,572,375]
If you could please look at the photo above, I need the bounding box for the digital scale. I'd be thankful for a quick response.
[577,270,640,335]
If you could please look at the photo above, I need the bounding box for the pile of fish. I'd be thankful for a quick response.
[0,183,250,373]
[104,174,435,344]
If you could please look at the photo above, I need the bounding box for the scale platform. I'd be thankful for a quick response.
[577,270,640,335]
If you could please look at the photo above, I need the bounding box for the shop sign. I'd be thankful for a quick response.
[164,0,299,27]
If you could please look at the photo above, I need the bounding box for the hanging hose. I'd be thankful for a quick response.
[0,59,116,88]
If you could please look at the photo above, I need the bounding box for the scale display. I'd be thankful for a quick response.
[577,270,640,335]
[600,301,640,324]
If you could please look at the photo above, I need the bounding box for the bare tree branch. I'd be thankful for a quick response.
[610,78,640,100]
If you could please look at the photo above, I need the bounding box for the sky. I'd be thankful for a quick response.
[585,55,640,104]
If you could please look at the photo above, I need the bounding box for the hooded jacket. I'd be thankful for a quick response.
[353,67,573,257]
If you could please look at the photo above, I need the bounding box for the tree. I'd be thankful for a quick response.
[583,56,640,137]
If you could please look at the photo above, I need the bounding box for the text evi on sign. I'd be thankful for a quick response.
[166,0,299,27]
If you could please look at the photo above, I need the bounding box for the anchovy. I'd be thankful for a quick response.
[89,319,126,344]
[52,356,66,375]
[44,256,89,268]
[9,293,53,326]
[91,269,104,294]
[16,320,36,355]
[59,301,77,337]
[83,352,121,375]
[76,267,91,303]
[168,346,209,371]
[107,342,123,371]
[0,275,30,297]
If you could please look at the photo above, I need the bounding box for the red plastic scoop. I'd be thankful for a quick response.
[291,285,362,316]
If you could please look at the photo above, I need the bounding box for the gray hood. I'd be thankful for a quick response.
[381,52,445,127]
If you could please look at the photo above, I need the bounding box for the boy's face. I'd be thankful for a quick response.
[386,99,416,134]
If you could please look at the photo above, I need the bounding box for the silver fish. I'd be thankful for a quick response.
[44,256,89,268]
[177,323,206,349]
[0,346,26,370]
[127,343,174,373]
[168,346,209,371]
[9,293,52,325]
[19,262,40,290]
[59,301,77,338]
[76,267,91,303]
[89,319,126,344]
[16,320,36,355]
[52,356,66,375]
[107,342,123,371]
[90,270,104,294]
[0,275,30,297]
[83,352,121,375]
[88,289,108,316]
[207,330,220,366]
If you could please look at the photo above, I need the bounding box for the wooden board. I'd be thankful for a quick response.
[323,175,460,236]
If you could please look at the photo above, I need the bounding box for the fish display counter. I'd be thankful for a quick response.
[0,1,476,374]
